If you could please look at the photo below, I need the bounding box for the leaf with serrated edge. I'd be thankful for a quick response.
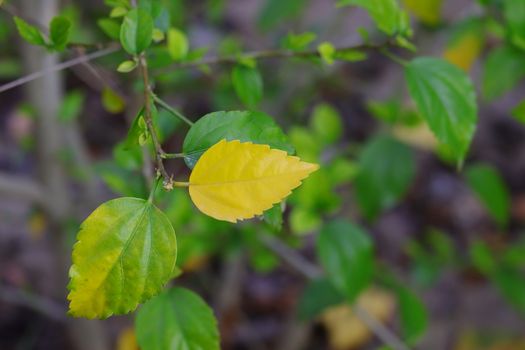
[67,197,177,319]
[189,139,318,223]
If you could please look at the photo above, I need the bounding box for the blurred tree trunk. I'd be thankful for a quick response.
[19,1,109,350]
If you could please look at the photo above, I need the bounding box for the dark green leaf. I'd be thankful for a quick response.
[14,17,46,46]
[297,278,345,320]
[397,287,428,345]
[258,0,309,30]
[49,16,71,51]
[135,287,220,350]
[120,8,153,55]
[317,219,374,302]
[182,111,294,168]
[263,204,283,232]
[405,57,478,163]
[503,0,525,49]
[354,135,415,221]
[482,45,525,100]
[465,164,510,227]
[231,65,263,108]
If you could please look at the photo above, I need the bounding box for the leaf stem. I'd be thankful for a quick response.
[379,48,409,66]
[153,94,194,126]
[161,152,186,159]
[173,181,190,187]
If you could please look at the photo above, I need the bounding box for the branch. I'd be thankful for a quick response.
[0,46,119,94]
[155,42,392,73]
[0,284,66,322]
[0,172,46,204]
[259,234,411,350]
[138,54,172,189]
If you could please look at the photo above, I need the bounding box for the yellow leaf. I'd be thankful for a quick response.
[189,139,318,223]
[444,32,484,71]
[117,327,139,350]
[403,0,442,26]
[392,123,438,151]
[320,288,396,350]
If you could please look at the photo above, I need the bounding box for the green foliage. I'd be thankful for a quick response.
[310,104,343,145]
[405,57,478,163]
[297,278,344,320]
[355,135,415,221]
[120,8,154,54]
[117,60,137,73]
[102,87,126,114]
[397,287,428,345]
[49,16,72,51]
[231,65,264,108]
[465,164,510,227]
[135,287,220,350]
[182,111,293,168]
[98,18,121,40]
[282,32,317,51]
[67,198,177,318]
[318,42,336,65]
[258,0,309,30]
[503,0,525,49]
[13,17,46,46]
[59,90,85,123]
[482,45,525,100]
[317,220,374,302]
[167,28,189,60]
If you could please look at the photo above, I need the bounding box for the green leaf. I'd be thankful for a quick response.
[317,220,374,302]
[49,16,71,51]
[310,103,343,145]
[354,135,415,221]
[110,6,128,17]
[98,18,121,40]
[469,241,496,274]
[263,204,283,232]
[465,164,510,228]
[405,57,478,163]
[117,60,138,73]
[167,28,189,60]
[135,287,220,350]
[318,42,335,65]
[182,111,294,168]
[493,269,525,313]
[337,0,411,36]
[258,0,309,30]
[512,99,525,123]
[297,278,345,320]
[503,0,525,49]
[102,87,126,114]
[282,32,317,51]
[231,65,263,108]
[14,17,46,46]
[397,287,428,345]
[67,197,177,319]
[59,90,85,123]
[482,46,525,100]
[120,8,153,55]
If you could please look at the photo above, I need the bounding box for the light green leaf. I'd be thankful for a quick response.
[167,28,189,60]
[49,16,71,51]
[482,45,525,100]
[310,103,343,145]
[282,32,317,51]
[297,278,344,320]
[465,164,510,227]
[337,0,411,37]
[135,287,220,350]
[405,57,478,163]
[102,87,126,114]
[110,6,128,17]
[67,197,177,319]
[231,65,263,108]
[120,8,153,55]
[317,220,374,302]
[397,287,428,345]
[98,18,121,40]
[318,42,335,65]
[355,135,415,221]
[14,17,46,46]
[59,90,85,123]
[182,111,294,168]
[117,60,138,73]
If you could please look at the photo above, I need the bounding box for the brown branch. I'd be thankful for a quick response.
[138,54,172,189]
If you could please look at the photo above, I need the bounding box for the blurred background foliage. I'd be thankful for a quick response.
[1,0,525,349]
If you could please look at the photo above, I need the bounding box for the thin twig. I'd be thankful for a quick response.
[161,152,186,159]
[259,234,411,350]
[155,42,391,73]
[0,46,119,94]
[138,54,171,189]
[153,95,194,126]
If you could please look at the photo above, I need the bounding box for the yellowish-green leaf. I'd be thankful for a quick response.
[67,197,177,319]
[443,19,485,71]
[102,87,126,114]
[167,28,189,60]
[189,139,319,223]
[318,42,335,65]
[403,0,442,26]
